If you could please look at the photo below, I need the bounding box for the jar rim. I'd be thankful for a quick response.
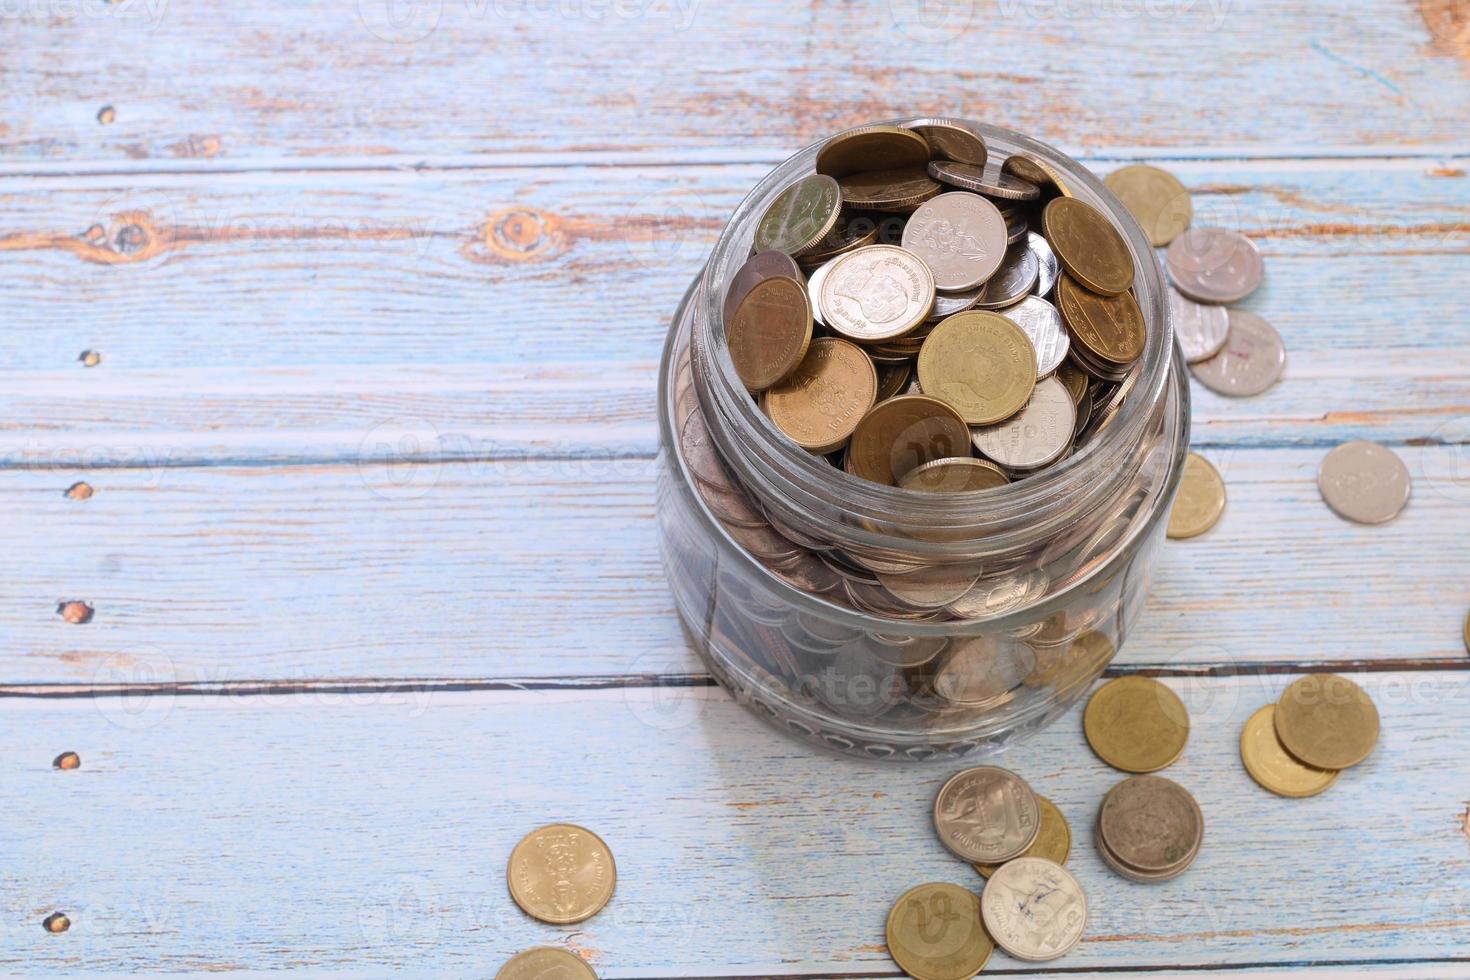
[695,118,1176,555]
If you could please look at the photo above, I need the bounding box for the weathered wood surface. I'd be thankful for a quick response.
[3,445,1469,689]
[8,674,1470,976]
[2,0,1470,164]
[0,159,1466,464]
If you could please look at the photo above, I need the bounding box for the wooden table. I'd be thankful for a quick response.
[5,1,1470,976]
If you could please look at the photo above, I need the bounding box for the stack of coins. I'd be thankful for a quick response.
[1104,163,1286,400]
[1083,675,1206,881]
[498,823,615,978]
[1241,673,1380,798]
[886,765,1086,974]
[725,119,1149,489]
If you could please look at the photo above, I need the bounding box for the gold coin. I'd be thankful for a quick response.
[1001,152,1072,197]
[903,117,988,167]
[838,167,943,212]
[974,795,1072,877]
[1464,608,1470,655]
[916,311,1036,425]
[495,947,597,980]
[1055,275,1146,366]
[1104,164,1193,247]
[506,823,616,925]
[849,395,970,486]
[899,456,1010,492]
[1042,197,1134,296]
[1275,673,1381,770]
[885,882,994,980]
[754,173,842,257]
[763,337,878,452]
[816,124,931,178]
[875,361,912,401]
[1167,452,1226,539]
[1056,362,1089,405]
[1240,704,1340,799]
[727,275,812,391]
[1083,675,1190,773]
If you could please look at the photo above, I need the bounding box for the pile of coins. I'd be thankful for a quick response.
[1240,673,1380,798]
[725,119,1150,488]
[1103,163,1286,400]
[1083,675,1206,882]
[497,822,615,978]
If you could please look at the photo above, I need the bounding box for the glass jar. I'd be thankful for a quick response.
[656,120,1190,762]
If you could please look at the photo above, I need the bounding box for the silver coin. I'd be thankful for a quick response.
[972,377,1077,470]
[981,857,1088,962]
[931,634,1037,705]
[974,241,1039,309]
[1167,287,1230,362]
[1005,210,1028,244]
[1317,440,1412,525]
[928,283,983,319]
[1189,309,1285,396]
[804,257,840,327]
[927,160,1041,201]
[1166,227,1264,304]
[1027,231,1059,298]
[933,766,1042,863]
[901,192,1008,290]
[1000,297,1070,378]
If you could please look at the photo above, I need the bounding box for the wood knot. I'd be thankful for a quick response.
[75,209,169,265]
[53,751,81,770]
[465,207,563,264]
[42,912,70,934]
[79,350,102,368]
[65,481,95,500]
[97,105,116,125]
[1422,0,1470,61]
[57,601,94,625]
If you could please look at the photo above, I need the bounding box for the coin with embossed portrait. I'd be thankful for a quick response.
[901,192,1008,290]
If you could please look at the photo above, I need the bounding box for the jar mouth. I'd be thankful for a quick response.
[695,119,1176,557]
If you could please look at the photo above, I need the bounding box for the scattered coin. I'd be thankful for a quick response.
[1104,164,1193,247]
[754,173,842,257]
[727,276,812,391]
[981,857,1087,961]
[999,297,1069,378]
[904,117,989,167]
[1056,274,1146,366]
[973,240,1039,309]
[1189,309,1285,397]
[934,766,1042,864]
[1464,609,1470,655]
[821,245,936,342]
[974,796,1072,877]
[885,882,994,980]
[901,192,1008,290]
[917,311,1037,425]
[839,167,944,212]
[816,124,932,178]
[1043,198,1135,296]
[1168,288,1230,363]
[1317,440,1411,525]
[900,456,1010,492]
[1240,704,1340,798]
[1166,227,1263,305]
[507,823,617,925]
[1274,673,1381,770]
[1084,675,1190,773]
[52,751,80,770]
[1167,452,1226,539]
[849,394,971,486]
[1096,774,1203,881]
[495,947,597,979]
[971,376,1077,472]
[764,338,878,452]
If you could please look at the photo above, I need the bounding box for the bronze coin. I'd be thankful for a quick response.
[728,275,813,391]
[1275,673,1381,770]
[904,117,989,166]
[849,395,971,486]
[723,250,800,324]
[1042,197,1135,296]
[764,337,878,452]
[838,167,944,212]
[816,124,931,178]
[1056,275,1146,366]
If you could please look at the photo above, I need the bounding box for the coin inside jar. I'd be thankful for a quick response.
[885,882,994,980]
[1167,452,1226,539]
[727,275,812,391]
[973,240,1039,309]
[1317,440,1411,525]
[1028,231,1061,297]
[754,173,842,257]
[506,823,617,925]
[1166,227,1263,304]
[928,160,1040,201]
[763,337,878,452]
[820,244,936,342]
[903,117,989,166]
[1274,673,1381,770]
[917,311,1037,425]
[848,394,970,486]
[1056,274,1146,366]
[971,376,1076,472]
[1189,309,1285,397]
[1240,704,1340,798]
[901,191,1008,290]
[1104,164,1192,247]
[1083,675,1190,773]
[816,124,931,178]
[1043,197,1135,296]
[838,167,943,212]
[999,296,1069,378]
[899,456,1010,492]
[1168,287,1230,363]
[934,766,1042,863]
[974,795,1072,877]
[1002,151,1072,197]
[724,249,801,324]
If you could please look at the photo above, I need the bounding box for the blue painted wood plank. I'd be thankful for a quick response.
[0,1,1468,163]
[1,445,1466,687]
[6,672,1469,974]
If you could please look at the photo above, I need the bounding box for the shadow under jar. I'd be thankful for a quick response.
[656,120,1189,762]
